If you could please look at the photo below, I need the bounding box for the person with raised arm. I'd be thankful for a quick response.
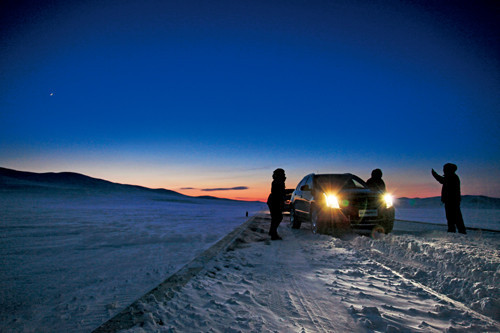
[432,163,467,234]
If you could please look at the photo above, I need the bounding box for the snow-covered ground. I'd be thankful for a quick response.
[0,191,264,332]
[115,215,499,333]
[1,192,499,332]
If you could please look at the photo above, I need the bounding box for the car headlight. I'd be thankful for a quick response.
[324,193,340,209]
[383,194,394,208]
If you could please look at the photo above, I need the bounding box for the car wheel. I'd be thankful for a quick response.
[382,209,395,234]
[290,207,301,229]
[371,225,386,238]
[382,219,394,234]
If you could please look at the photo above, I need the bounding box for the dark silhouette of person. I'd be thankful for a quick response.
[432,163,467,234]
[366,169,386,192]
[267,168,286,240]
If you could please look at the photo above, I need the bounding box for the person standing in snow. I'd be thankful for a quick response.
[267,168,286,240]
[432,163,467,234]
[366,168,386,192]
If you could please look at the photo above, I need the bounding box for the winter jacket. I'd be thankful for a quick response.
[267,180,285,211]
[432,172,461,204]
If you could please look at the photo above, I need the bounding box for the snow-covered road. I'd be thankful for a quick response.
[111,214,499,332]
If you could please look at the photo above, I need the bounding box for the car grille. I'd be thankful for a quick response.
[347,194,379,210]
[342,193,381,222]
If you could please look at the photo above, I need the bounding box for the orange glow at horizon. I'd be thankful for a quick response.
[176,185,269,202]
[175,181,444,202]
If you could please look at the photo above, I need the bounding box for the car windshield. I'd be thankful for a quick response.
[315,175,368,192]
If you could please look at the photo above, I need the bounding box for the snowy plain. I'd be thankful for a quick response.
[0,189,499,332]
[0,190,265,332]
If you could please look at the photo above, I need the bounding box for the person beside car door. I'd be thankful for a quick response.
[432,163,467,234]
[267,168,286,240]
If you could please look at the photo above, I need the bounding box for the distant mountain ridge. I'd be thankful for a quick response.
[1,167,498,207]
[0,167,189,198]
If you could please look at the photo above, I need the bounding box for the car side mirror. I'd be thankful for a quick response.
[301,184,310,191]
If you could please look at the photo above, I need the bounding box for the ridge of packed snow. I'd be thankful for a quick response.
[348,230,500,320]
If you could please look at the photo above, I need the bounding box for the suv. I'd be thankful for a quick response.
[290,173,395,235]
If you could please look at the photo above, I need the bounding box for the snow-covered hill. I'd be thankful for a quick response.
[0,167,258,202]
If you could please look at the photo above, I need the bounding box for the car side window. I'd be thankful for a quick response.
[352,179,366,189]
[305,175,313,191]
[296,177,307,191]
[299,175,312,191]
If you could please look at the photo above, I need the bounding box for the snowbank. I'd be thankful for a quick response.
[349,229,500,320]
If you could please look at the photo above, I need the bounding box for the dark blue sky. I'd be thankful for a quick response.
[1,0,499,200]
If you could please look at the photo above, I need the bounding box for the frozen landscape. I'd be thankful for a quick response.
[1,168,499,332]
[0,190,264,332]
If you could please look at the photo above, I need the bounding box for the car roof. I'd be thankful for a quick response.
[300,173,365,183]
[312,173,368,186]
[313,173,354,177]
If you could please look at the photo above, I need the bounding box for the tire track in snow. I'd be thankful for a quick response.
[257,219,344,332]
[286,274,331,333]
[288,251,343,331]
[260,239,327,332]
[280,225,356,332]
